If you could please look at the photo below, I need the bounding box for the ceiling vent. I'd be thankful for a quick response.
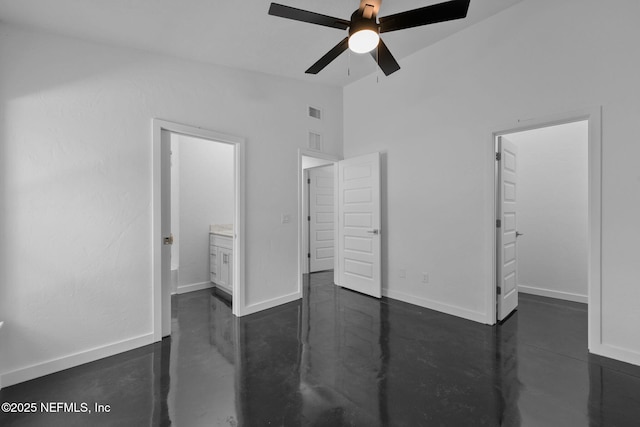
[308,131,322,152]
[308,106,322,120]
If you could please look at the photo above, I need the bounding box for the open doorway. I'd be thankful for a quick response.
[299,151,338,295]
[153,119,245,341]
[169,133,235,299]
[298,150,383,300]
[502,121,588,304]
[491,107,602,354]
[496,120,590,319]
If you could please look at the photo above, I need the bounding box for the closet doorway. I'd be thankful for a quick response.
[490,108,601,355]
[298,151,338,294]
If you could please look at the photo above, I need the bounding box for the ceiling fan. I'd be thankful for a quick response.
[268,0,471,76]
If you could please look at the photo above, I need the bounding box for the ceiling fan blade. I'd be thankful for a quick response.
[370,38,400,76]
[269,3,350,30]
[379,0,470,33]
[306,37,350,74]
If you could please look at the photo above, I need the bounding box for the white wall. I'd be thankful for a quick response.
[344,0,640,365]
[176,134,234,289]
[0,23,342,387]
[508,121,588,303]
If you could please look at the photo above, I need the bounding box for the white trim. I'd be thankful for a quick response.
[153,119,246,342]
[590,343,640,367]
[383,289,488,324]
[0,333,154,389]
[297,149,341,296]
[518,284,588,304]
[302,169,310,275]
[488,106,602,348]
[177,281,214,295]
[241,292,301,316]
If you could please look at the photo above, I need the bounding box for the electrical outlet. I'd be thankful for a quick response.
[281,214,291,224]
[399,269,406,278]
[422,273,429,284]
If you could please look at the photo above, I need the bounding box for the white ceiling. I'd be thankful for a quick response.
[0,0,522,87]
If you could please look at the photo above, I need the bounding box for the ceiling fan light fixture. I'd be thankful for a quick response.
[268,0,471,75]
[348,29,380,53]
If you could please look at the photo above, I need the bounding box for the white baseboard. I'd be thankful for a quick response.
[590,342,640,367]
[0,333,154,389]
[177,281,214,294]
[383,288,487,324]
[171,269,179,294]
[241,292,301,316]
[518,284,588,304]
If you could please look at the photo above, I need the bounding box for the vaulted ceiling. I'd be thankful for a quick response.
[0,0,522,86]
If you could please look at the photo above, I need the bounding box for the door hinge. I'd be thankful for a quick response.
[163,233,174,245]
[307,215,311,221]
[497,287,502,295]
[496,152,501,161]
[496,219,501,228]
[307,253,311,258]
[307,178,311,184]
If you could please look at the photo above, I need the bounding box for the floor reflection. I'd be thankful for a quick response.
[300,272,385,426]
[166,290,238,426]
[166,273,640,426]
[2,274,640,426]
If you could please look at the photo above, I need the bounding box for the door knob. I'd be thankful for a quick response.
[367,229,380,235]
[516,231,523,238]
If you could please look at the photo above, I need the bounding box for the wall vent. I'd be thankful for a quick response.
[308,132,322,152]
[308,106,322,120]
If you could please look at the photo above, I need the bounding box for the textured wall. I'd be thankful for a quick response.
[0,23,342,385]
[344,0,640,364]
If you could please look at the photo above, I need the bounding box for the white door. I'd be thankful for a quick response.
[309,166,335,272]
[160,130,172,336]
[497,136,518,321]
[337,152,381,298]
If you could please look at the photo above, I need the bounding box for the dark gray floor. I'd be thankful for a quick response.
[1,272,639,426]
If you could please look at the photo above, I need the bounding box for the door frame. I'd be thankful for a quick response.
[487,107,601,351]
[153,119,246,341]
[297,149,340,293]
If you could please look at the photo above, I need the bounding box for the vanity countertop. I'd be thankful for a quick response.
[210,224,233,237]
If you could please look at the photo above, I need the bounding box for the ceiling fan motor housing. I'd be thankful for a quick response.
[349,10,379,37]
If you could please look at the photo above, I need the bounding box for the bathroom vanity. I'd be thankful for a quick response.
[210,224,233,295]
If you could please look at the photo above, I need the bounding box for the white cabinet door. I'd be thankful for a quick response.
[210,245,218,283]
[218,247,232,292]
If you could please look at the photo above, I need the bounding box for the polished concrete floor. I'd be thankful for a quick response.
[2,271,640,426]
